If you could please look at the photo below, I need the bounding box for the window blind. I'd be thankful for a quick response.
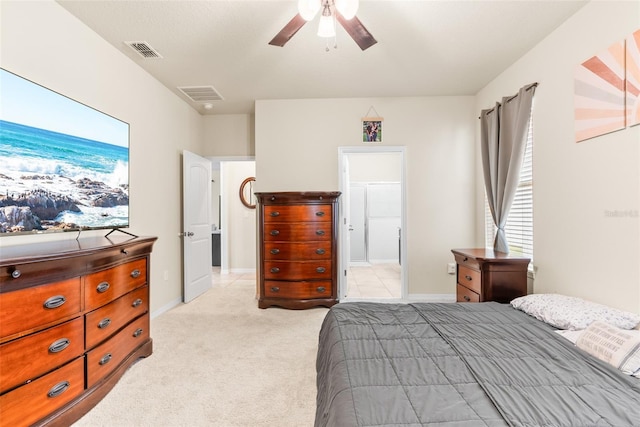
[485,114,533,260]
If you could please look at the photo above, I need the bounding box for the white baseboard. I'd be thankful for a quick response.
[407,293,456,303]
[151,296,182,319]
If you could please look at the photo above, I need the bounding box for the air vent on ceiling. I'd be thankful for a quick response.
[124,41,162,59]
[178,86,224,103]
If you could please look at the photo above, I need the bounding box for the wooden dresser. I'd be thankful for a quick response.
[256,192,340,309]
[0,235,156,427]
[451,248,530,303]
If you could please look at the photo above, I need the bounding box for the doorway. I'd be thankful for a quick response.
[338,147,406,301]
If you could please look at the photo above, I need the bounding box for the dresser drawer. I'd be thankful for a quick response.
[0,317,84,394]
[457,265,481,294]
[264,204,332,223]
[0,278,82,340]
[264,242,331,260]
[85,285,149,350]
[85,259,147,311]
[457,284,480,303]
[264,280,332,299]
[86,313,149,388]
[263,223,332,242]
[0,357,84,427]
[264,261,332,281]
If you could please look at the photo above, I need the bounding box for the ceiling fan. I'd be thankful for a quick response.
[269,0,377,51]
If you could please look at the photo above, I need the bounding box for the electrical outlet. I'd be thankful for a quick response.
[447,263,456,274]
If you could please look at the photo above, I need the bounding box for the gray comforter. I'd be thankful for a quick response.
[315,302,640,427]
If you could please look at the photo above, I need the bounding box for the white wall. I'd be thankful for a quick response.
[476,1,640,313]
[203,114,254,156]
[255,97,476,295]
[0,0,204,315]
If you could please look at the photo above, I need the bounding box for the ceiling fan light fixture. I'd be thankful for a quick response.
[298,0,320,21]
[335,0,359,20]
[317,14,336,38]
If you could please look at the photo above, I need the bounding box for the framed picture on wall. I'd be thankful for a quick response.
[362,118,383,143]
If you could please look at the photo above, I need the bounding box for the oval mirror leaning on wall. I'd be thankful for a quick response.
[239,177,256,209]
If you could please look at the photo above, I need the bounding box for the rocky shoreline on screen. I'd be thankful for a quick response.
[0,174,128,233]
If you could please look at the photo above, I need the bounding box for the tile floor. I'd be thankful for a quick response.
[212,263,402,300]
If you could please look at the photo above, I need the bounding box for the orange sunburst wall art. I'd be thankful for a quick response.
[626,29,640,127]
[574,40,626,142]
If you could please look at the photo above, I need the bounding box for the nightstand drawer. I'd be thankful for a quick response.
[457,284,480,303]
[264,281,332,299]
[457,265,481,294]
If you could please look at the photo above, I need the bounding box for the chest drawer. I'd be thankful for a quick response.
[86,313,150,388]
[457,284,480,303]
[264,242,331,260]
[264,205,331,222]
[457,265,481,294]
[85,285,149,349]
[85,259,147,311]
[264,261,332,281]
[0,356,84,427]
[263,223,332,242]
[0,278,82,340]
[0,317,84,394]
[264,280,332,299]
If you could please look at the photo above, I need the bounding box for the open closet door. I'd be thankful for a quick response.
[182,150,212,302]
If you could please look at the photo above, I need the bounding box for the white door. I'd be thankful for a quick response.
[349,184,366,262]
[182,150,212,302]
[340,155,351,298]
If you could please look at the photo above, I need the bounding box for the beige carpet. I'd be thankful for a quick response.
[73,274,329,427]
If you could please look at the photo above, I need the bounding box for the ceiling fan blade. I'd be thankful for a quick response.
[336,14,377,51]
[269,14,307,47]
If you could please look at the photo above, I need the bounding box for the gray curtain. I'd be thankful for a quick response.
[481,83,536,253]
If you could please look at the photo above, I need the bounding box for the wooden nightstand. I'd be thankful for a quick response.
[451,248,530,303]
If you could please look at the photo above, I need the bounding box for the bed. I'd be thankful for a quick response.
[315,301,640,427]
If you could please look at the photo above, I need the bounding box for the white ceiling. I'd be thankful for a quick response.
[56,0,587,115]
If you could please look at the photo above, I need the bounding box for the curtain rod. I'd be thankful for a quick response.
[478,82,538,119]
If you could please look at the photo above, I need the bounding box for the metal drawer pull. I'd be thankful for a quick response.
[463,257,468,262]
[316,230,325,236]
[47,381,70,398]
[270,248,280,255]
[49,338,70,353]
[315,211,325,217]
[96,281,110,293]
[130,269,141,278]
[465,275,472,281]
[316,267,326,273]
[463,295,471,302]
[271,286,280,293]
[270,230,280,236]
[133,328,143,338]
[270,211,280,217]
[132,298,143,308]
[43,295,66,309]
[270,267,280,273]
[11,269,21,279]
[121,249,129,255]
[317,286,326,293]
[98,318,111,329]
[315,248,325,255]
[99,353,112,366]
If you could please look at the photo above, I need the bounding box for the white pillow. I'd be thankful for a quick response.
[576,321,640,378]
[511,294,640,330]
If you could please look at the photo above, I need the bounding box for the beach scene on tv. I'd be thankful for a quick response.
[0,69,130,234]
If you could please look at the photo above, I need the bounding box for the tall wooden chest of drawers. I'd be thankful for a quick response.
[0,235,156,427]
[451,248,530,303]
[256,192,340,309]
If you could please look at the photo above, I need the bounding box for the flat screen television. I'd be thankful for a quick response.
[0,68,130,236]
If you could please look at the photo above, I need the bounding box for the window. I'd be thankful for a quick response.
[485,114,533,260]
